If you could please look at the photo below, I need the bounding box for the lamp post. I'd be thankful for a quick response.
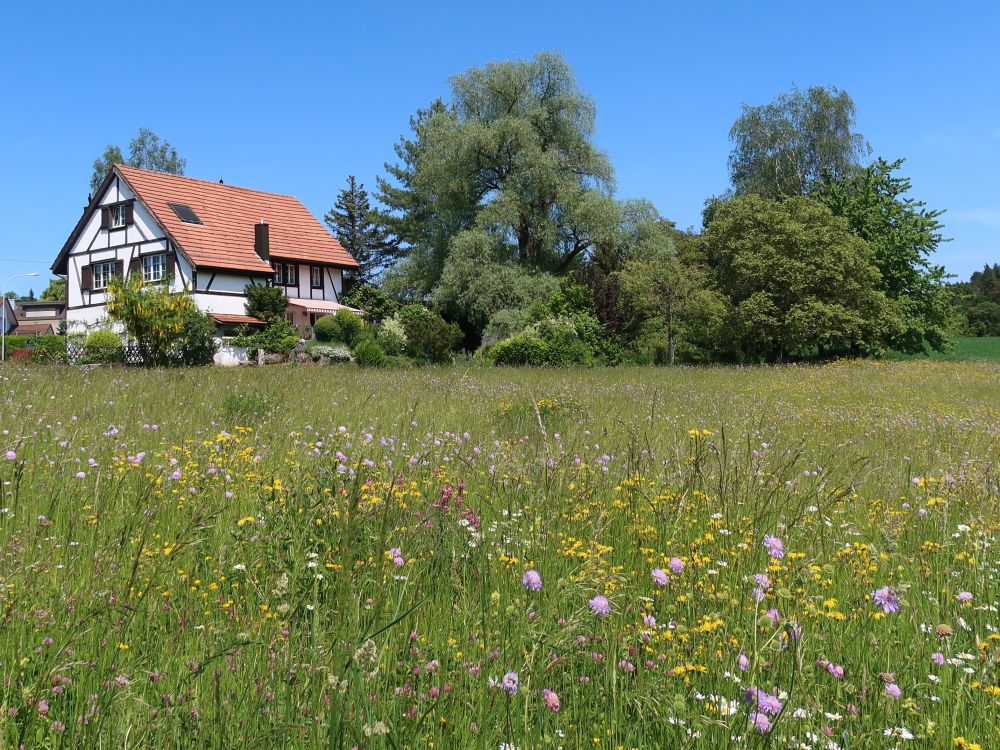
[2,272,40,362]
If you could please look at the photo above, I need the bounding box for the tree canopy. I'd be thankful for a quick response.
[90,128,187,194]
[728,86,870,199]
[377,52,617,301]
[705,195,896,360]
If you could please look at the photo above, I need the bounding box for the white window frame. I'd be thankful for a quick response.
[92,260,117,290]
[285,263,298,286]
[142,254,167,283]
[110,203,127,228]
[274,263,284,285]
[311,266,322,288]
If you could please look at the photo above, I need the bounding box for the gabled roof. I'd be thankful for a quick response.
[53,166,358,274]
[117,165,358,272]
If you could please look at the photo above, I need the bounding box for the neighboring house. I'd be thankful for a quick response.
[51,165,359,334]
[13,300,66,335]
[1,297,16,335]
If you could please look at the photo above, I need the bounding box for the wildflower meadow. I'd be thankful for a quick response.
[0,360,997,748]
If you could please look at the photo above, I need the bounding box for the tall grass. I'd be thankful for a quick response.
[0,360,997,748]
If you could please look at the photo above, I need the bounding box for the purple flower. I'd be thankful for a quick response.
[827,663,844,679]
[745,687,782,716]
[737,653,749,671]
[931,652,945,665]
[499,671,519,695]
[956,591,972,603]
[651,568,668,586]
[754,573,771,589]
[522,569,542,591]
[885,682,901,700]
[589,595,611,616]
[542,688,560,712]
[668,557,684,574]
[4,450,16,461]
[751,712,772,732]
[872,586,901,614]
[765,609,780,626]
[763,535,785,560]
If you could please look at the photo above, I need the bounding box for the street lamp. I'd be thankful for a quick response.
[2,272,40,362]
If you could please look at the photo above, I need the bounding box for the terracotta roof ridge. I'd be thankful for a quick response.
[114,164,304,202]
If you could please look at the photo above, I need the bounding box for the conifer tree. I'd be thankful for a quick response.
[325,176,399,285]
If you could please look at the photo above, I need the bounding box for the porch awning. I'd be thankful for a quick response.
[285,299,362,315]
[210,313,266,326]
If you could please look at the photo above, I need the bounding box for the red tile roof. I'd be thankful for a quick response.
[116,165,358,273]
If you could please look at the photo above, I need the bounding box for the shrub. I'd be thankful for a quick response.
[353,338,387,367]
[174,309,218,366]
[3,335,31,351]
[397,305,462,362]
[312,314,340,342]
[309,344,352,363]
[376,327,405,356]
[234,320,299,356]
[333,309,363,344]
[490,333,548,366]
[29,335,67,364]
[314,310,363,344]
[244,284,288,323]
[83,330,124,364]
[489,316,595,367]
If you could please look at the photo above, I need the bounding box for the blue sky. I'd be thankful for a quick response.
[1,0,997,296]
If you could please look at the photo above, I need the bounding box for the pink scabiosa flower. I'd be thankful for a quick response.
[589,595,611,616]
[4,450,16,461]
[668,557,684,574]
[738,653,749,671]
[763,535,785,559]
[765,608,780,626]
[872,586,901,614]
[522,569,542,591]
[931,652,946,665]
[542,688,560,712]
[651,568,668,586]
[956,591,972,603]
[885,682,901,700]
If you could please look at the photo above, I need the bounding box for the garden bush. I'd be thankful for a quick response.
[3,335,31,351]
[28,335,67,364]
[490,333,549,366]
[309,344,352,363]
[234,320,299,356]
[314,310,363,344]
[313,314,340,342]
[83,330,124,364]
[173,309,218,365]
[376,327,406,356]
[396,305,462,362]
[353,338,387,367]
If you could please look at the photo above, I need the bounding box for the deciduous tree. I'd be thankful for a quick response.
[728,86,870,199]
[90,128,186,194]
